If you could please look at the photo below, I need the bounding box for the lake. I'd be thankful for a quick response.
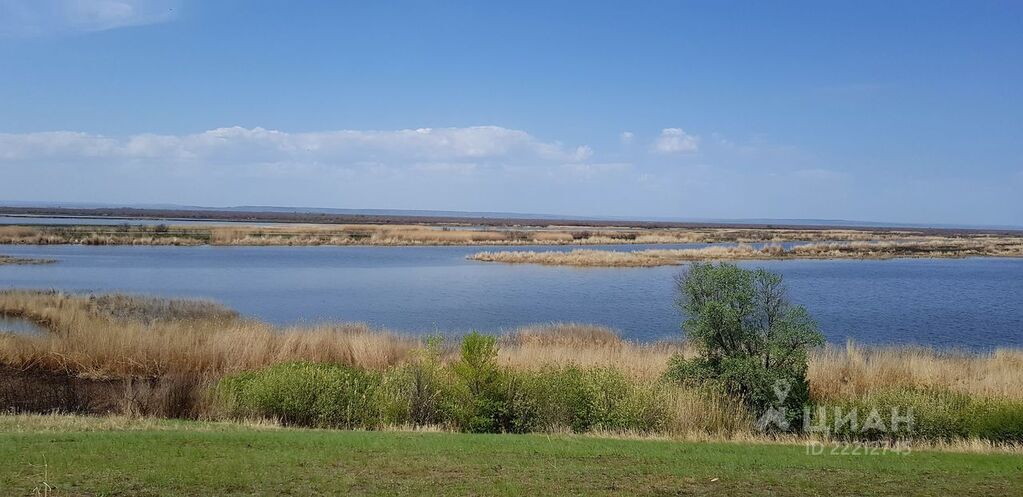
[1,244,1021,349]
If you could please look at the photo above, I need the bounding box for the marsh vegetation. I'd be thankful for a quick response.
[470,238,1023,266]
[3,223,1021,251]
[1,289,1020,445]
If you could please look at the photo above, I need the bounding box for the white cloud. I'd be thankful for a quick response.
[559,162,632,178]
[620,131,634,144]
[0,125,593,171]
[652,128,699,154]
[0,0,178,37]
[571,145,594,161]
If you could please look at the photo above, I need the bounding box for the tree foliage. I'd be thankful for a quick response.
[665,262,824,427]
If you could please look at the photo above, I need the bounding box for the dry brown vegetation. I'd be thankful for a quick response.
[3,222,1020,248]
[498,323,691,380]
[470,238,1023,266]
[0,291,414,378]
[1,291,1021,444]
[2,291,1020,392]
[809,342,1023,401]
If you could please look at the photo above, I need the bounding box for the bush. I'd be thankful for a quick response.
[213,333,759,437]
[218,362,382,429]
[817,388,1023,442]
[378,337,450,427]
[448,332,514,433]
[506,367,670,433]
[445,334,671,434]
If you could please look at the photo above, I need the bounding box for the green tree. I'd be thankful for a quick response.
[665,262,824,429]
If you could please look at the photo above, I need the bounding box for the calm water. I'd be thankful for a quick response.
[1,245,1021,349]
[0,315,45,335]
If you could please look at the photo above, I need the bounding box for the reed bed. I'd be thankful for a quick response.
[2,291,1021,442]
[2,290,1020,397]
[469,238,1023,266]
[809,342,1023,401]
[0,291,415,378]
[498,323,691,380]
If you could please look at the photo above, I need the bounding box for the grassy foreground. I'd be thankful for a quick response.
[1,416,1020,497]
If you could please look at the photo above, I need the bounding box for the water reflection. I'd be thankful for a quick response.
[0,315,45,335]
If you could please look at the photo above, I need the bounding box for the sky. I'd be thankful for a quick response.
[0,1,1021,226]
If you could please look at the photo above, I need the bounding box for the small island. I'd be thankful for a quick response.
[468,238,1023,267]
[0,254,56,265]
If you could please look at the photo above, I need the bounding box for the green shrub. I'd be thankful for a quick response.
[448,332,513,433]
[575,367,665,432]
[969,398,1023,442]
[378,337,451,427]
[511,367,588,432]
[814,388,1023,442]
[218,362,382,429]
[509,367,668,433]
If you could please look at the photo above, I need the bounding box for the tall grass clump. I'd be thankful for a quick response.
[217,362,383,428]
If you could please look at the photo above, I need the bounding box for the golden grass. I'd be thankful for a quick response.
[809,341,1023,401]
[498,323,691,380]
[3,291,1020,402]
[3,291,1022,446]
[0,291,415,378]
[0,291,686,381]
[470,238,1023,266]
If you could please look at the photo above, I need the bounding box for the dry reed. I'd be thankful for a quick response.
[3,291,1022,445]
[0,291,415,378]
[809,341,1023,401]
[469,238,1023,266]
[2,291,1019,401]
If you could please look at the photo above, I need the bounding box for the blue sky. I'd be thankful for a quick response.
[1,1,1021,225]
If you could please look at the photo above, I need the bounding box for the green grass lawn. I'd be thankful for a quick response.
[1,417,1020,496]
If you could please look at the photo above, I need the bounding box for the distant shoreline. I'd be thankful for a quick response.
[3,213,1023,253]
[2,206,1021,235]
